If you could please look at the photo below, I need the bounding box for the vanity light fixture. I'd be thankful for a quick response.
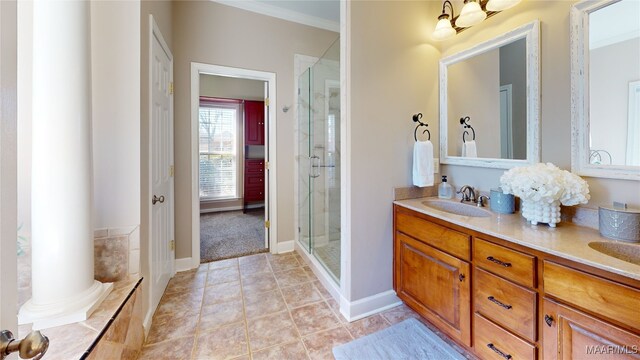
[433,1,456,41]
[432,0,522,41]
[456,0,487,27]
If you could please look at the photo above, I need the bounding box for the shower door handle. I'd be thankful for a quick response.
[310,156,320,178]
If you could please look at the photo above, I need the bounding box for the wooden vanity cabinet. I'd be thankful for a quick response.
[542,299,640,360]
[394,207,472,346]
[393,204,640,360]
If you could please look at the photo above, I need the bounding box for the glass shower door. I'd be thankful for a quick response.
[298,68,312,253]
[297,37,341,283]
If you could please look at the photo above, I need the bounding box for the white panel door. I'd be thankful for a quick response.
[150,28,174,314]
[0,0,18,334]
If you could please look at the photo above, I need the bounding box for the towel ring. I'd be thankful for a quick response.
[413,113,430,142]
[460,116,476,143]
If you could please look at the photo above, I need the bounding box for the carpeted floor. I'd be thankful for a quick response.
[200,209,267,263]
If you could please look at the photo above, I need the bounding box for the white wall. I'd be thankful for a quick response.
[590,37,640,166]
[91,1,141,229]
[17,2,142,236]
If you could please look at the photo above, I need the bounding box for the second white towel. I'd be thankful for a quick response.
[462,140,478,158]
[413,141,434,187]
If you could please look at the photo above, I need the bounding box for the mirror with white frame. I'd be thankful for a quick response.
[439,20,540,169]
[571,0,640,180]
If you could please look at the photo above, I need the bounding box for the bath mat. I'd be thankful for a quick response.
[333,318,467,360]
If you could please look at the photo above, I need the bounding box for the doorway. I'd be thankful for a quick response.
[198,76,267,262]
[190,63,277,266]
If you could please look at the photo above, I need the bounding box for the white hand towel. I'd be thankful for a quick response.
[462,140,478,158]
[413,140,434,187]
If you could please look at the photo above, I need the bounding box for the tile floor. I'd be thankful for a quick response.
[139,251,471,360]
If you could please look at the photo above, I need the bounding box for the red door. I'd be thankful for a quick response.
[245,100,264,145]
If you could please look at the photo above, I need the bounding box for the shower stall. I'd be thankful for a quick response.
[297,38,341,283]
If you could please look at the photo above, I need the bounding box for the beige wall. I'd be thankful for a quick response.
[347,0,639,303]
[447,49,500,158]
[347,0,441,300]
[140,0,172,328]
[499,38,527,159]
[437,0,640,208]
[199,74,264,101]
[172,0,338,259]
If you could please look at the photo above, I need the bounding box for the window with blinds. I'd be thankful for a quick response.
[199,100,240,200]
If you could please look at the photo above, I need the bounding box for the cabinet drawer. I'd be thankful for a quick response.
[244,186,264,201]
[474,268,537,342]
[245,174,264,186]
[474,314,536,360]
[396,210,470,261]
[245,159,264,174]
[474,238,536,288]
[543,261,640,332]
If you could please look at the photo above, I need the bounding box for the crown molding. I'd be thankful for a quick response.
[212,0,339,32]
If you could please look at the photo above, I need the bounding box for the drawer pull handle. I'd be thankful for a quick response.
[545,314,554,327]
[486,256,512,267]
[487,343,512,360]
[487,296,512,310]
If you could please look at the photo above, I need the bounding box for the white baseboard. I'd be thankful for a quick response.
[175,257,197,272]
[276,240,295,253]
[199,203,264,214]
[340,290,402,322]
[143,309,153,338]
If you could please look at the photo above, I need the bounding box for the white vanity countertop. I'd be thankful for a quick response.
[394,197,640,281]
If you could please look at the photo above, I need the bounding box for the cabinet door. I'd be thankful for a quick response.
[245,100,264,145]
[542,299,640,360]
[395,232,471,346]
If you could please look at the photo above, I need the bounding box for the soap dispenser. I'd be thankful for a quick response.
[438,175,453,199]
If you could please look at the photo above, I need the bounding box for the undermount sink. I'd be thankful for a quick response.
[421,199,491,218]
[588,241,640,266]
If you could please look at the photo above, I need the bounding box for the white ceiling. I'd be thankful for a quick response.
[590,0,640,49]
[213,0,340,32]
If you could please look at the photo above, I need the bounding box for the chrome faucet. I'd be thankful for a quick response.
[477,195,490,207]
[456,185,476,203]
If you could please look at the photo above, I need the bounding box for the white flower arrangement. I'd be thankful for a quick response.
[500,163,590,205]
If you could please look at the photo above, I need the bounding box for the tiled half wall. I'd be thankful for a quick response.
[94,225,141,282]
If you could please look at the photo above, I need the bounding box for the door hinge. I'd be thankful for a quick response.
[170,165,174,177]
[264,97,270,107]
[265,220,270,229]
[170,240,175,251]
[169,82,174,95]
[264,161,269,170]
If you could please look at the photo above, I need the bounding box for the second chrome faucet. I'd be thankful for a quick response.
[457,185,489,207]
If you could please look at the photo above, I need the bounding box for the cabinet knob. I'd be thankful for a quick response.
[544,314,554,327]
[459,274,465,282]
